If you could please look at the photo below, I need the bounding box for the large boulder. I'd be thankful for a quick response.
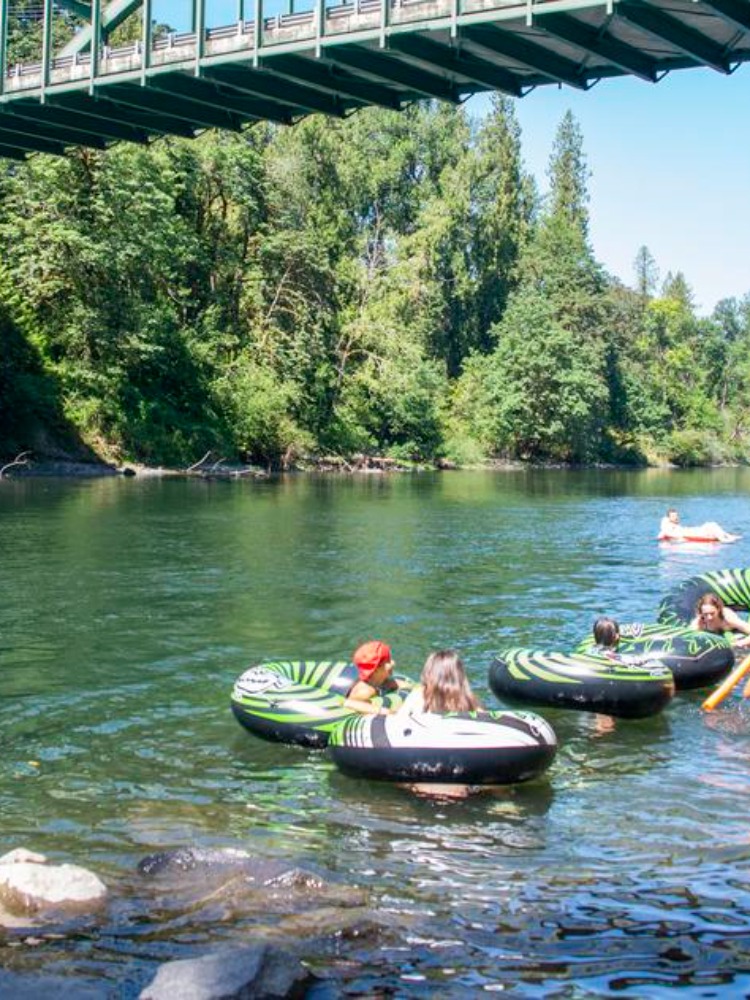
[0,848,107,918]
[139,944,316,1000]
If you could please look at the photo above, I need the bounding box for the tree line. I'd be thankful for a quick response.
[1,97,749,468]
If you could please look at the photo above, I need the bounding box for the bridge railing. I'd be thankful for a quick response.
[0,0,540,97]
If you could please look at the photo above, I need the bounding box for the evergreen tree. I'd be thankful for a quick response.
[633,245,659,302]
[661,270,695,309]
[547,110,590,237]
[470,95,532,351]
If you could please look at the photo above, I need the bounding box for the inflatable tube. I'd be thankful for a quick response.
[658,568,750,627]
[328,710,557,785]
[489,650,675,719]
[658,533,728,543]
[231,661,409,748]
[575,623,734,691]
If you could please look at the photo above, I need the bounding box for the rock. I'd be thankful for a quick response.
[138,849,328,890]
[0,855,107,917]
[139,945,316,1000]
[136,847,366,917]
[272,905,408,940]
[138,847,252,877]
[261,867,325,890]
[0,848,47,865]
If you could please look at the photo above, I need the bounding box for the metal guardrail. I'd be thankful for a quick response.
[1,0,532,83]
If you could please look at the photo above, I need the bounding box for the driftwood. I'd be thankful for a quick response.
[316,454,405,472]
[0,451,31,479]
[184,451,415,477]
[184,452,267,480]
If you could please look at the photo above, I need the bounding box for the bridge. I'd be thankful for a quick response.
[0,0,748,157]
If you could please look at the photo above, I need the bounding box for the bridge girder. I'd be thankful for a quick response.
[261,55,403,111]
[701,0,750,33]
[0,0,749,158]
[387,34,525,96]
[55,0,93,20]
[616,2,733,74]
[59,0,143,57]
[537,13,658,83]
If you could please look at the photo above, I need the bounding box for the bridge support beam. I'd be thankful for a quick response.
[59,0,143,58]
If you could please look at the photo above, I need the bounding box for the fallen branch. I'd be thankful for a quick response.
[0,451,31,479]
[186,451,213,474]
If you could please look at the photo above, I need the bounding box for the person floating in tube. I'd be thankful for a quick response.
[345,640,407,716]
[591,617,651,666]
[398,649,482,716]
[658,508,740,543]
[691,593,750,649]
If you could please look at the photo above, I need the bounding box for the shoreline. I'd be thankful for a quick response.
[2,456,744,479]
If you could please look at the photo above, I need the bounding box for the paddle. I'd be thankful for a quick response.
[702,653,750,711]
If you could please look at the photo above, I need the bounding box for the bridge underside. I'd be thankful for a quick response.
[0,0,748,158]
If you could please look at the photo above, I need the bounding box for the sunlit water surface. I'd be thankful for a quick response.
[2,469,750,997]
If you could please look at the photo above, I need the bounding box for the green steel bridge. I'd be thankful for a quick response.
[0,0,749,157]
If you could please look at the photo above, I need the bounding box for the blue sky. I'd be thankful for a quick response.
[475,67,750,316]
[158,1,750,315]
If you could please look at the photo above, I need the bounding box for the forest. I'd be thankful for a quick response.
[1,93,749,469]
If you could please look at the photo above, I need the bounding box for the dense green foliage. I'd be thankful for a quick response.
[1,98,749,468]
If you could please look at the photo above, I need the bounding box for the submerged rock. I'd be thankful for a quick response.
[139,944,316,1000]
[0,970,106,999]
[138,847,253,877]
[0,848,107,918]
[135,847,367,924]
[137,848,325,886]
[137,848,337,891]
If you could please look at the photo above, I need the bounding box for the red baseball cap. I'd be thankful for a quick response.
[352,641,392,680]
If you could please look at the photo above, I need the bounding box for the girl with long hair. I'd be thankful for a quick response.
[400,649,481,715]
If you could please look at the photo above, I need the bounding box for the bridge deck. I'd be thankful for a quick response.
[0,0,748,157]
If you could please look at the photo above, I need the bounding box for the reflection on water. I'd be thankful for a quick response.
[2,469,750,994]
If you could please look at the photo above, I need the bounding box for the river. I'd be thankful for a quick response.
[2,468,750,996]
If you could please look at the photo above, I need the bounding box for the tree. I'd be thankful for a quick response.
[633,245,659,302]
[461,286,608,460]
[470,95,533,353]
[547,110,590,238]
[661,270,694,309]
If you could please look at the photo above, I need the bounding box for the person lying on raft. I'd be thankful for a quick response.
[345,641,408,716]
[398,649,482,715]
[691,593,750,649]
[591,617,652,665]
[659,508,740,543]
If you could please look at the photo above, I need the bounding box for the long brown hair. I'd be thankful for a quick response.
[421,650,481,713]
[695,592,726,624]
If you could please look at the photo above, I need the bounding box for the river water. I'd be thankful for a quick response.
[2,468,750,997]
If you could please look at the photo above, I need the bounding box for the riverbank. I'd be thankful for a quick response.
[0,454,434,478]
[1,450,743,478]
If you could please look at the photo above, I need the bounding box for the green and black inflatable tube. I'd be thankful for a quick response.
[659,568,750,628]
[328,709,557,785]
[575,622,734,691]
[230,661,407,748]
[489,649,675,719]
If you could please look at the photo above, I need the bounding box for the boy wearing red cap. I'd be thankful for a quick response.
[345,640,401,715]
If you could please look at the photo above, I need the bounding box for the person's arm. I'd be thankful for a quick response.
[391,676,413,690]
[689,614,703,631]
[396,685,424,715]
[344,695,390,715]
[344,680,390,715]
[723,608,750,640]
